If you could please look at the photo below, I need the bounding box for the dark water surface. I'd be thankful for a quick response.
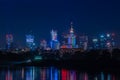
[0,66,119,80]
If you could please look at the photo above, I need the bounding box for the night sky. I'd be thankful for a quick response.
[0,0,120,47]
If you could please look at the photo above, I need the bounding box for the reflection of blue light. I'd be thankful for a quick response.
[54,69,58,80]
[46,68,49,79]
[50,67,53,80]
[32,67,35,80]
[107,74,111,80]
[101,72,104,80]
[26,67,33,80]
[50,67,58,80]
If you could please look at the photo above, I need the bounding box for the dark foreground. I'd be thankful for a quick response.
[0,49,120,72]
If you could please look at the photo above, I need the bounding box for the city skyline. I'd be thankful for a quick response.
[0,0,120,47]
[0,0,120,79]
[1,26,118,50]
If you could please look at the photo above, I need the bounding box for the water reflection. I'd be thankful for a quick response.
[0,67,119,80]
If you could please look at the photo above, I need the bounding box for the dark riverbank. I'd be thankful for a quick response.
[1,59,120,73]
[0,48,120,71]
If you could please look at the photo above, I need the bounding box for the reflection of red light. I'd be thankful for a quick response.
[69,71,76,80]
[84,72,88,80]
[62,69,67,80]
[6,71,12,80]
[40,69,46,80]
[112,75,115,80]
[9,74,12,80]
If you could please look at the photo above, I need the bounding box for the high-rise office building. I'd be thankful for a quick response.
[67,22,76,48]
[50,30,60,50]
[26,34,35,50]
[6,34,13,50]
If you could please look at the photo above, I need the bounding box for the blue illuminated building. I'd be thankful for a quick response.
[50,30,60,50]
[26,34,36,50]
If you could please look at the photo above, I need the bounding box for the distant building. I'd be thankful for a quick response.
[91,33,115,49]
[92,38,99,49]
[50,40,60,49]
[62,22,77,48]
[6,34,13,50]
[79,36,88,50]
[99,33,115,49]
[40,40,47,50]
[64,22,76,48]
[26,34,36,50]
[50,30,60,50]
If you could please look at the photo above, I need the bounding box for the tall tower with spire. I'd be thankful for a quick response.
[67,22,76,48]
[51,29,57,41]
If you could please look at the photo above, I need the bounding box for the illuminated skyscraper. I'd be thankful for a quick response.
[51,30,57,41]
[26,34,35,50]
[6,34,13,50]
[79,36,88,50]
[67,22,76,48]
[50,30,60,50]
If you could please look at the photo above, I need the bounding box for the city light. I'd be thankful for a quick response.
[107,34,110,37]
[0,24,117,51]
[100,35,104,38]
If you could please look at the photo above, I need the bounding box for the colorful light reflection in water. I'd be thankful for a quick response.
[0,67,119,80]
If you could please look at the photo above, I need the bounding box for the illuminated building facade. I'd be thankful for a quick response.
[99,33,115,49]
[79,36,88,50]
[6,34,13,50]
[91,33,115,49]
[92,38,99,49]
[26,34,35,50]
[67,22,76,48]
[40,40,47,50]
[50,30,60,50]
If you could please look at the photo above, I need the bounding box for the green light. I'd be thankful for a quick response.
[34,56,42,60]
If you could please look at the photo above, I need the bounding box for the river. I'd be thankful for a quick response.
[0,66,119,80]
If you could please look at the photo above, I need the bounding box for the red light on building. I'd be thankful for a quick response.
[61,45,67,49]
